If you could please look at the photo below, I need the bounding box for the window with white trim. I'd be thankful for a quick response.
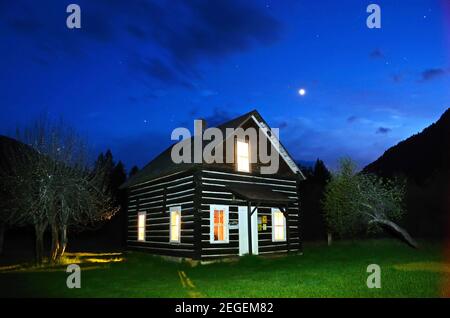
[236,140,250,172]
[170,206,181,243]
[137,212,146,241]
[271,208,286,242]
[210,205,229,243]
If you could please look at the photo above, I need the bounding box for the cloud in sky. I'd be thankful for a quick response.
[2,0,281,88]
[391,74,403,83]
[376,127,391,134]
[128,0,282,86]
[199,89,218,97]
[169,1,281,64]
[369,48,385,59]
[1,1,448,170]
[347,115,359,123]
[134,58,194,89]
[420,68,448,82]
[186,107,238,128]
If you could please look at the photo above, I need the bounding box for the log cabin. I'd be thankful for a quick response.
[120,110,306,261]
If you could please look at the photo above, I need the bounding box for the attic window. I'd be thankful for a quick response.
[236,140,250,172]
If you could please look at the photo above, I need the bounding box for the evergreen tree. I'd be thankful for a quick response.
[129,165,139,178]
[297,158,331,241]
[313,159,331,185]
[111,161,126,201]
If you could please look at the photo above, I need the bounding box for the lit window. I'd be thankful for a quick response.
[170,206,181,243]
[138,212,146,241]
[210,205,229,243]
[236,140,250,172]
[214,210,225,241]
[272,209,286,242]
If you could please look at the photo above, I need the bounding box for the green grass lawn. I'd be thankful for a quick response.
[0,239,447,298]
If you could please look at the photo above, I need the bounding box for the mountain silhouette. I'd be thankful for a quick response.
[364,108,450,238]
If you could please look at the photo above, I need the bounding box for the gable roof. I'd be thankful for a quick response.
[120,110,305,189]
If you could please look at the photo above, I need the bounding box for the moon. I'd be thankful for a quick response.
[298,88,306,96]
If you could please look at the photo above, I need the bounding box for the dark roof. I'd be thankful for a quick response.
[120,110,303,189]
[226,183,295,204]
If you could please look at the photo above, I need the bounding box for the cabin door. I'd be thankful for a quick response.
[238,206,258,255]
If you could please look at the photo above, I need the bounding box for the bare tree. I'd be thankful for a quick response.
[356,173,417,247]
[8,116,119,264]
[52,156,118,261]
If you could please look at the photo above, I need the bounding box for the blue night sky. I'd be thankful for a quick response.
[1,0,449,171]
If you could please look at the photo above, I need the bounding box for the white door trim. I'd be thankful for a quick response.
[251,209,258,255]
[238,207,248,256]
[238,206,258,255]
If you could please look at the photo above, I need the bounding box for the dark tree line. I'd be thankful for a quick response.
[297,159,331,241]
[89,151,140,249]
